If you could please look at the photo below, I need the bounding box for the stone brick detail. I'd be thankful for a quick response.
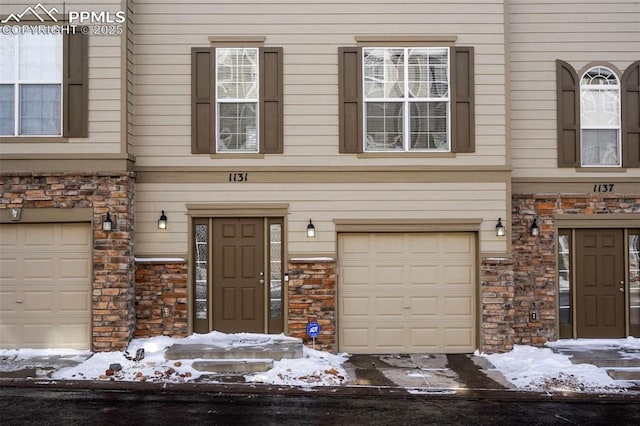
[287,259,336,352]
[1,172,136,352]
[480,257,515,353]
[135,260,189,338]
[512,193,640,346]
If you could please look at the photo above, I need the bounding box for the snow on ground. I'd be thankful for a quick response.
[40,332,348,387]
[480,337,640,393]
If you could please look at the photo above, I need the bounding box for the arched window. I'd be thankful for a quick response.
[580,66,621,166]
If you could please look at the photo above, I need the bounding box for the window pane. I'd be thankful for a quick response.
[0,85,14,135]
[630,235,640,336]
[269,223,282,319]
[18,34,62,81]
[558,234,572,335]
[410,102,448,150]
[581,88,620,127]
[408,48,448,98]
[216,48,257,100]
[20,84,61,135]
[194,224,208,321]
[365,102,403,151]
[218,102,257,151]
[364,48,404,98]
[581,129,620,166]
[0,35,16,81]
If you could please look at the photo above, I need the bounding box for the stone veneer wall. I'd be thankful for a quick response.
[0,172,136,351]
[135,260,189,338]
[480,257,515,352]
[512,193,640,345]
[287,259,336,351]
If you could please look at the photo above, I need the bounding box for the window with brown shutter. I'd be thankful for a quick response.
[191,46,283,155]
[338,45,475,154]
[0,30,87,139]
[557,60,639,168]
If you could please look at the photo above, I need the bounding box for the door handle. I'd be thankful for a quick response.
[16,300,23,304]
[619,287,625,293]
[259,272,264,284]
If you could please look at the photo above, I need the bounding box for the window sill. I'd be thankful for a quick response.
[210,153,265,159]
[357,152,456,159]
[0,136,69,143]
[575,167,627,173]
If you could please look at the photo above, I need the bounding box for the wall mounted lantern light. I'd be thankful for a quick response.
[158,210,168,230]
[102,212,113,231]
[306,219,316,238]
[495,218,506,237]
[530,218,540,237]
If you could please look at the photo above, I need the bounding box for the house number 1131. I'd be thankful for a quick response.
[229,173,248,182]
[593,184,614,193]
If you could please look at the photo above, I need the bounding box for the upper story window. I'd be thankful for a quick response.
[216,48,258,152]
[557,60,640,168]
[0,33,62,136]
[339,45,474,155]
[363,48,450,152]
[191,44,283,155]
[580,66,621,167]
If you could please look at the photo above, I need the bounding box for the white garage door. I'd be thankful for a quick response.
[338,232,476,354]
[0,223,92,349]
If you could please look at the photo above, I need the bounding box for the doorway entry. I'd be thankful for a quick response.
[192,217,284,335]
[575,229,625,338]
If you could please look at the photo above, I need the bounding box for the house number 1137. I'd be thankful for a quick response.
[593,184,614,193]
[229,173,248,182]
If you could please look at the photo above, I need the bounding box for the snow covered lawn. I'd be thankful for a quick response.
[25,332,349,387]
[480,337,640,393]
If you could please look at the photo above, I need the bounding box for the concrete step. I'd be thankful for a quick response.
[606,369,640,381]
[192,359,274,373]
[165,338,304,361]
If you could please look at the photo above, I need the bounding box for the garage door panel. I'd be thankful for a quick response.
[339,232,476,354]
[444,296,474,316]
[341,297,370,316]
[410,297,438,316]
[59,291,91,312]
[59,257,92,279]
[443,265,473,286]
[375,297,404,316]
[23,291,55,312]
[409,266,440,286]
[0,223,91,349]
[373,265,404,286]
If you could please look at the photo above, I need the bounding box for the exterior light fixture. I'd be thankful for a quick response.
[158,210,167,230]
[495,218,506,237]
[102,212,113,231]
[306,219,316,238]
[530,218,540,237]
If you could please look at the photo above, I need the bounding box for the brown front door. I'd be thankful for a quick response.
[212,218,265,333]
[576,229,625,338]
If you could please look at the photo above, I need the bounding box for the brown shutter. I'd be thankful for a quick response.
[260,47,283,154]
[338,47,362,153]
[451,47,475,153]
[63,30,88,137]
[622,60,640,168]
[556,60,580,167]
[191,47,214,154]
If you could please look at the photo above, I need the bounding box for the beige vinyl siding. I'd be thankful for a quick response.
[509,0,640,178]
[133,0,508,168]
[0,1,125,156]
[135,181,507,255]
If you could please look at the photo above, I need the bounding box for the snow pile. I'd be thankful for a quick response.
[482,344,633,393]
[44,332,348,387]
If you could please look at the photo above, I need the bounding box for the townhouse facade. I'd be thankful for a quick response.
[0,0,638,354]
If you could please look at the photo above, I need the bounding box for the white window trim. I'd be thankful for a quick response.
[362,47,451,153]
[579,66,622,167]
[214,47,259,153]
[0,34,63,137]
